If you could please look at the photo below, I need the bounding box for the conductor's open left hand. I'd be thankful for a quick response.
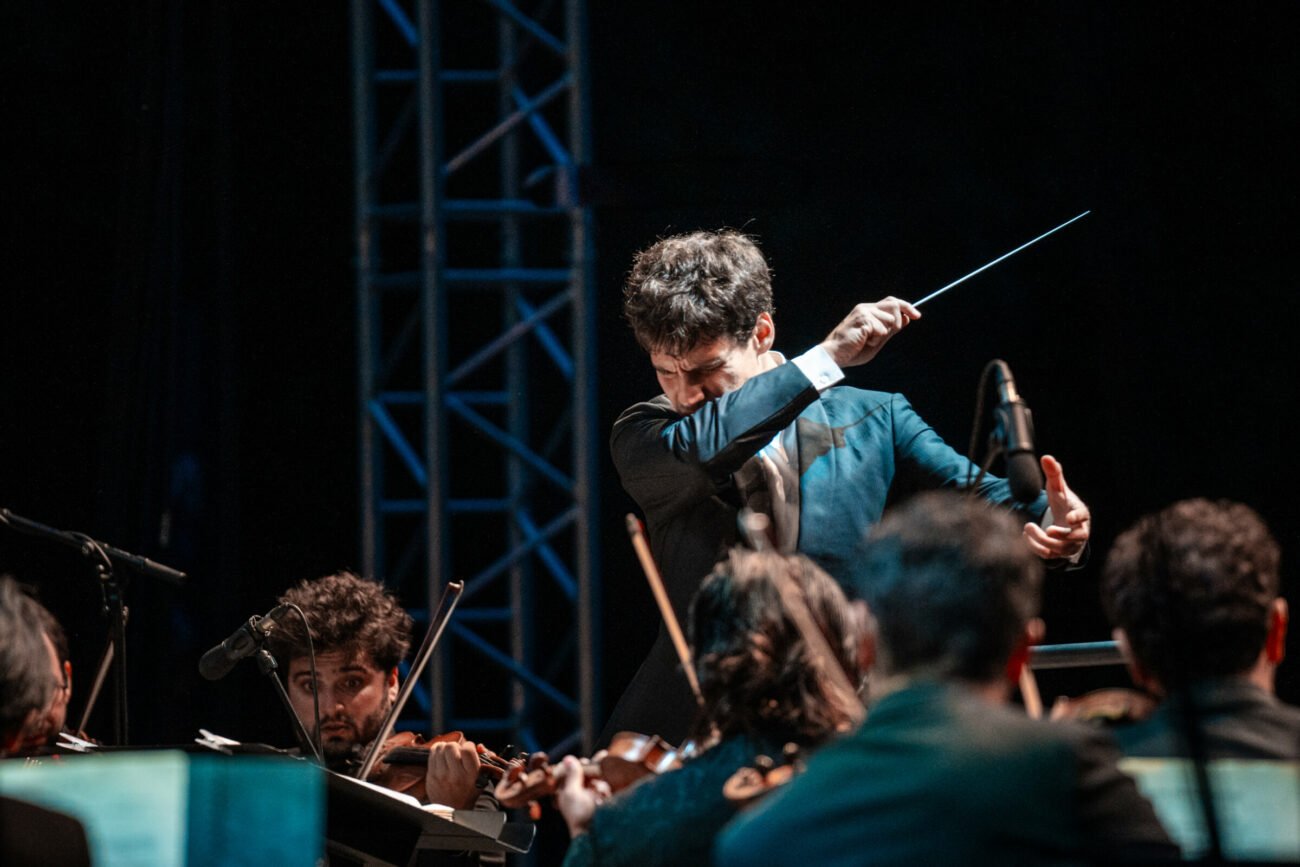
[1022,455,1090,561]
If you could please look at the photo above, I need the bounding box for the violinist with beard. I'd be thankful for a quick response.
[263,571,495,813]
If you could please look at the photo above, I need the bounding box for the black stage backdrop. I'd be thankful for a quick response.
[3,3,1296,753]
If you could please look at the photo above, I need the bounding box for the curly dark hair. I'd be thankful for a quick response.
[855,492,1043,682]
[687,549,861,746]
[265,571,413,672]
[623,230,774,356]
[1101,498,1280,687]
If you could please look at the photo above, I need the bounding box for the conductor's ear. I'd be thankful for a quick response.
[752,312,775,353]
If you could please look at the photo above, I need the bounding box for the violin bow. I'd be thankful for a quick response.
[738,510,866,726]
[625,514,705,708]
[1019,665,1044,719]
[355,580,465,781]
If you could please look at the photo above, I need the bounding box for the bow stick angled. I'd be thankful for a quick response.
[913,210,1091,308]
[355,580,464,781]
[738,511,866,726]
[625,514,705,708]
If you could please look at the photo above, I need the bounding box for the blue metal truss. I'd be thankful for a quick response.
[352,0,598,763]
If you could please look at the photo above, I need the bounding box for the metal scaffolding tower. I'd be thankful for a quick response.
[351,0,597,758]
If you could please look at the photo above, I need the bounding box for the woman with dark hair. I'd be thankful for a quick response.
[555,549,865,867]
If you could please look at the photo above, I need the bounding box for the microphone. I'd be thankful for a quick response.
[198,603,292,681]
[991,360,1043,503]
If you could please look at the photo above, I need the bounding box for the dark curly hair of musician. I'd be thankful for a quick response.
[1101,498,1280,688]
[623,229,774,356]
[687,549,862,746]
[266,571,413,672]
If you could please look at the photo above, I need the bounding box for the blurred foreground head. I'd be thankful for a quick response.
[1102,498,1285,693]
[0,575,56,755]
[855,492,1043,684]
[688,548,863,743]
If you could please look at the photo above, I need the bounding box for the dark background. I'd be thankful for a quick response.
[3,2,1296,754]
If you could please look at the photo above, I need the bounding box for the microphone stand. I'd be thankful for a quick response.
[255,649,322,762]
[0,507,186,746]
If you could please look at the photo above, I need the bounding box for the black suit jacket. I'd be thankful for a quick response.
[0,795,92,867]
[1114,677,1300,760]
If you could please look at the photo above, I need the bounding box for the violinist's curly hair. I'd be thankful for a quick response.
[1101,498,1280,687]
[623,230,774,356]
[687,550,861,746]
[265,571,413,672]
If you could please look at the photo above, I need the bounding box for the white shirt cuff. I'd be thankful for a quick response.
[792,345,844,392]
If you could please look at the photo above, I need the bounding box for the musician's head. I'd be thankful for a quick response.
[0,575,57,756]
[688,549,864,745]
[268,571,413,763]
[1101,498,1286,696]
[16,592,72,752]
[855,492,1043,691]
[624,230,776,415]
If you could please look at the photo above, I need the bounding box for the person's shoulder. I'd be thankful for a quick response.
[0,796,92,867]
[1273,695,1300,726]
[614,394,674,420]
[1115,682,1300,760]
[610,395,676,439]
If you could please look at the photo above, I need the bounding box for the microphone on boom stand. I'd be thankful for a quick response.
[990,360,1043,504]
[198,604,293,681]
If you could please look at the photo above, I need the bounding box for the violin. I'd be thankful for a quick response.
[722,742,804,809]
[1048,687,1158,726]
[495,730,706,815]
[359,730,523,805]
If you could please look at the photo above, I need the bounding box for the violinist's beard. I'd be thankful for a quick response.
[316,697,391,768]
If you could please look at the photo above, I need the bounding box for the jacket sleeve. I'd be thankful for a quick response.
[890,394,1049,522]
[610,362,820,518]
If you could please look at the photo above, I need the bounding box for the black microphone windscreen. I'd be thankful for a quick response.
[1006,451,1043,504]
[198,644,239,681]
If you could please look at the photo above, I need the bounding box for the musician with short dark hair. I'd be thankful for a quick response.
[1101,498,1300,758]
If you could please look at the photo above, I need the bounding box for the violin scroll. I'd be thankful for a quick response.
[722,742,804,809]
[1048,688,1158,726]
